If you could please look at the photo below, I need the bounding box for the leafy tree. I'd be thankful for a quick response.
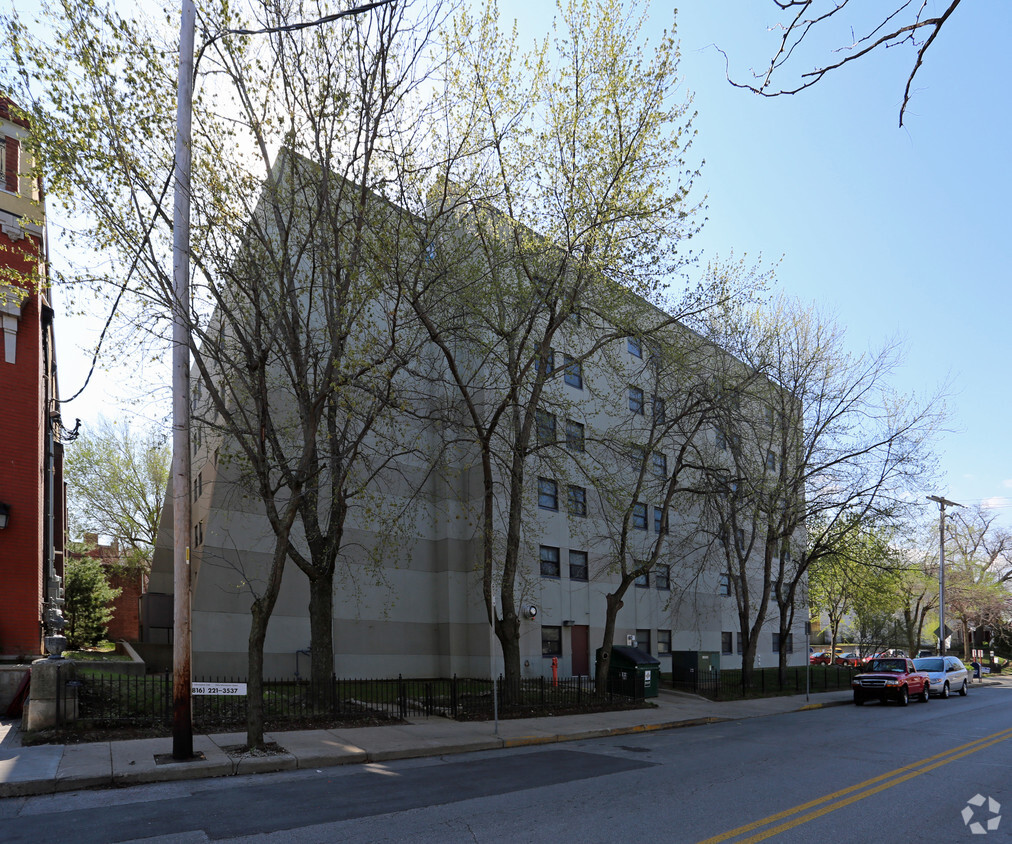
[63,547,122,649]
[727,0,965,127]
[943,504,1012,659]
[404,0,713,690]
[64,418,169,566]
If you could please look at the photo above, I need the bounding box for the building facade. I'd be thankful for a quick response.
[0,96,66,660]
[145,161,806,681]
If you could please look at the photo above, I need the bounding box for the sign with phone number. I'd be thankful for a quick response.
[192,683,247,696]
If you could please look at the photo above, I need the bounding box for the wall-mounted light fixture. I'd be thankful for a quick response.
[562,619,576,627]
[0,502,10,530]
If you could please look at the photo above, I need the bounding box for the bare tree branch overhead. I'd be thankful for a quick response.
[724,0,963,127]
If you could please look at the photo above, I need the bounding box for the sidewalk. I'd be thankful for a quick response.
[2,676,1007,798]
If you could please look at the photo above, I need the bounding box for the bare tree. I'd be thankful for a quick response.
[725,1,964,127]
[5,0,445,748]
[699,296,944,685]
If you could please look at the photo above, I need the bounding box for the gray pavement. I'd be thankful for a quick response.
[2,675,1007,798]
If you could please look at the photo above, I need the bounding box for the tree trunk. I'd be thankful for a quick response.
[308,574,334,685]
[595,591,625,696]
[246,601,269,750]
[497,612,521,703]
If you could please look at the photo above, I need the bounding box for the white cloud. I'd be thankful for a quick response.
[981,496,1011,510]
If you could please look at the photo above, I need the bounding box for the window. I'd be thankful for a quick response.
[736,632,744,655]
[568,485,587,517]
[766,451,777,472]
[655,564,670,590]
[542,626,562,657]
[193,471,203,502]
[735,528,745,551]
[653,506,666,535]
[565,419,585,451]
[636,629,651,654]
[635,567,649,588]
[538,348,555,375]
[651,452,667,477]
[652,396,666,425]
[3,136,19,194]
[719,574,730,596]
[569,550,588,581]
[657,630,671,654]
[781,544,791,563]
[632,502,647,530]
[193,520,203,547]
[715,429,727,451]
[629,386,644,415]
[563,355,583,389]
[538,477,558,511]
[536,410,557,444]
[765,406,775,427]
[772,632,794,654]
[539,545,561,577]
[721,632,733,655]
[630,444,646,467]
[627,336,642,358]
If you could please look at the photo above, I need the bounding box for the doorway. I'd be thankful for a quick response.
[571,625,590,676]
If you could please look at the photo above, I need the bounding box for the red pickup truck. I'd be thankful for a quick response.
[852,657,930,706]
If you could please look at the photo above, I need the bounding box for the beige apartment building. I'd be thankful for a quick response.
[145,159,807,681]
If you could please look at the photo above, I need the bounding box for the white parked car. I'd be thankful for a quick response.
[912,656,969,698]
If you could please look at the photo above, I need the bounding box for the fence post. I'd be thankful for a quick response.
[451,674,458,718]
[398,674,407,719]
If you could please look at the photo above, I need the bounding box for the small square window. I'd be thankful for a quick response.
[651,452,667,477]
[715,429,727,451]
[565,419,585,452]
[568,485,587,517]
[765,406,775,427]
[627,336,642,358]
[542,625,562,656]
[538,477,558,511]
[538,348,555,375]
[719,573,730,596]
[563,355,583,389]
[652,396,665,425]
[655,564,670,590]
[635,568,649,588]
[629,386,644,415]
[540,545,561,577]
[653,506,666,534]
[766,452,776,471]
[536,410,557,444]
[569,550,588,581]
[736,632,744,655]
[630,444,646,467]
[194,520,204,547]
[632,502,647,530]
[657,630,671,654]
[721,631,733,655]
[782,545,792,563]
[736,528,745,551]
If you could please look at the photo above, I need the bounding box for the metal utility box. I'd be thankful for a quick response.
[597,645,661,699]
[670,651,720,688]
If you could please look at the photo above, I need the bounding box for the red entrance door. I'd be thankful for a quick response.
[571,625,590,676]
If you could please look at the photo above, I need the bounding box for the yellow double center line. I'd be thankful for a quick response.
[698,726,1012,843]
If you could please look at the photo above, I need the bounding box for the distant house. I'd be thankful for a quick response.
[68,534,147,643]
[0,96,67,661]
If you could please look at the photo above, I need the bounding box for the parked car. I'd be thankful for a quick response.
[835,652,862,667]
[810,652,831,665]
[852,657,930,706]
[912,656,968,698]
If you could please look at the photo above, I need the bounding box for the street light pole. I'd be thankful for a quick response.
[927,495,961,658]
[171,0,196,762]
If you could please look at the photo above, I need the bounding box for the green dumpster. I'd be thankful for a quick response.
[597,645,661,699]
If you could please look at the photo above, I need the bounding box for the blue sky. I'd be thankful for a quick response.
[52,0,1010,527]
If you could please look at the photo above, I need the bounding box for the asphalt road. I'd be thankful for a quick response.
[2,685,1010,843]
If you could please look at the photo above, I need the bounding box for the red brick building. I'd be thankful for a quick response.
[72,534,146,643]
[0,96,66,660]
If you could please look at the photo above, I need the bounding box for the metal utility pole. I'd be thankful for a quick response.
[926,495,961,657]
[171,0,196,761]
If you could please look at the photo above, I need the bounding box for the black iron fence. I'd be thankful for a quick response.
[64,669,639,728]
[669,665,855,699]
